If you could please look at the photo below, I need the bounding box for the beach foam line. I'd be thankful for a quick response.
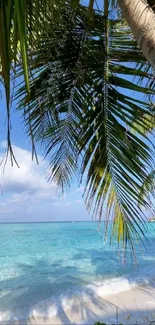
[26,278,136,319]
[0,272,154,323]
[32,267,155,319]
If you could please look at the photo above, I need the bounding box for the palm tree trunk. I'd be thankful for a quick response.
[118,0,155,69]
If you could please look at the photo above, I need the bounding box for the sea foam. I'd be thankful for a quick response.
[0,272,154,323]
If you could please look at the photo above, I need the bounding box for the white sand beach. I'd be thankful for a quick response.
[6,282,155,325]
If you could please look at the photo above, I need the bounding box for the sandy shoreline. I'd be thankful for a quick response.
[3,282,155,325]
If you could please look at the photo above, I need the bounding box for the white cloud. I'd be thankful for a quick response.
[0,143,53,197]
[0,143,58,218]
[0,143,89,221]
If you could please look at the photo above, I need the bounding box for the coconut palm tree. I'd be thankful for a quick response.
[0,0,155,254]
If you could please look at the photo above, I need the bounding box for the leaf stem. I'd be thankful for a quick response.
[104,0,109,17]
[88,0,95,14]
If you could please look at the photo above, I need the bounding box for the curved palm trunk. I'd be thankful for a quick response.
[118,0,155,69]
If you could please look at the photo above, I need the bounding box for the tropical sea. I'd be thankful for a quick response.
[0,221,155,323]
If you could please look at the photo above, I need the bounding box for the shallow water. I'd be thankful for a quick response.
[0,221,155,322]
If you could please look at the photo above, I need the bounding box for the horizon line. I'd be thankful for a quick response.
[0,220,101,224]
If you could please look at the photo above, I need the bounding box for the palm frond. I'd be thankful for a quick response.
[78,17,153,251]
[16,3,87,189]
[0,0,50,161]
[132,112,155,137]
[15,3,154,252]
[0,0,80,160]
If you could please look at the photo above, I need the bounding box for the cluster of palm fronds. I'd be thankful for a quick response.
[0,0,155,253]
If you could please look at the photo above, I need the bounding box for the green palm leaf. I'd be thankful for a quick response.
[0,0,79,159]
[15,5,154,252]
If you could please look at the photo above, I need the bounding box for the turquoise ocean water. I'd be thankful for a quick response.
[0,221,155,322]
